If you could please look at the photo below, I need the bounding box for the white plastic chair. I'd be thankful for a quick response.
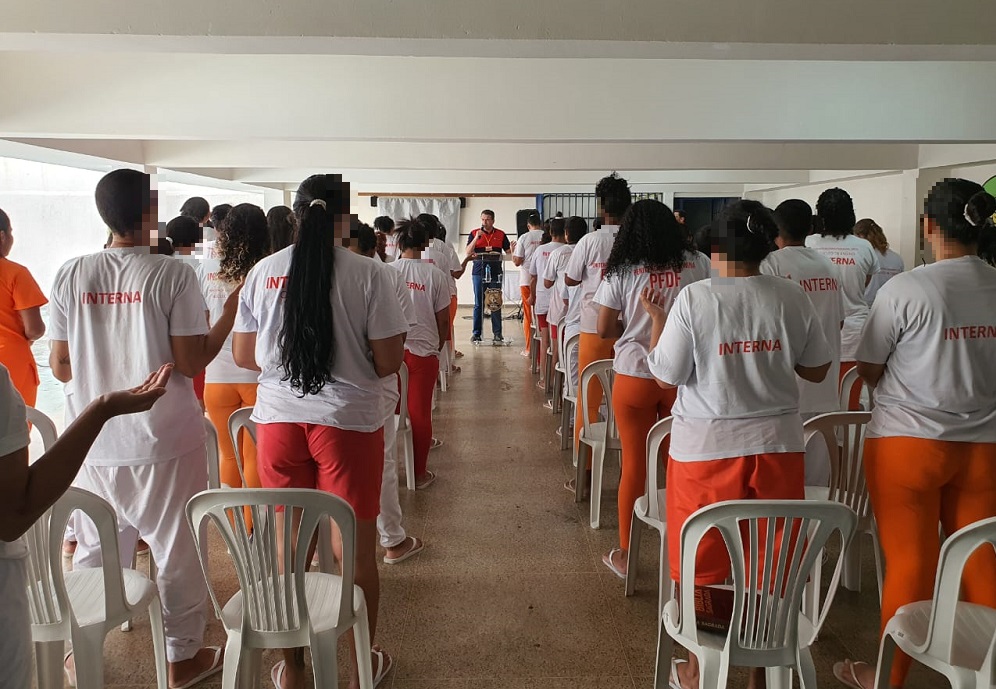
[802,411,882,609]
[574,360,620,529]
[529,309,542,375]
[395,364,415,491]
[657,500,858,689]
[839,366,872,411]
[26,406,59,456]
[205,417,222,490]
[625,418,672,615]
[551,317,566,415]
[26,488,167,689]
[228,407,257,490]
[559,332,580,451]
[874,516,996,689]
[186,488,375,689]
[438,342,449,393]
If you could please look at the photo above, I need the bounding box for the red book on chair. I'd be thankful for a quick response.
[694,585,735,634]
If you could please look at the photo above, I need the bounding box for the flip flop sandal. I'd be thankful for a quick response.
[64,651,76,688]
[454,350,464,358]
[270,660,286,689]
[430,438,443,450]
[383,536,425,565]
[172,646,224,689]
[415,471,437,489]
[833,660,873,689]
[669,658,688,689]
[602,548,627,580]
[372,648,393,688]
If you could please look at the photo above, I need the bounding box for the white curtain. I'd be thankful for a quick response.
[376,197,462,250]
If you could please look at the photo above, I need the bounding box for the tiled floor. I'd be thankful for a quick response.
[46,308,942,689]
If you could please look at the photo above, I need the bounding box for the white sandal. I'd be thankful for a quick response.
[372,648,393,688]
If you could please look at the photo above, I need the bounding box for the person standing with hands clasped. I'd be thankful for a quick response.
[833,179,996,689]
[466,210,513,345]
[645,200,831,689]
[514,212,545,356]
[593,200,710,579]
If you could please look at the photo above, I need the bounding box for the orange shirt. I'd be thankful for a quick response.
[0,258,48,398]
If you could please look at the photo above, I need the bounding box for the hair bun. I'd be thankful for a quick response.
[966,191,996,227]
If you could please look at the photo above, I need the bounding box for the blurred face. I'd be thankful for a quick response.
[0,227,12,256]
[481,214,494,231]
[139,190,158,247]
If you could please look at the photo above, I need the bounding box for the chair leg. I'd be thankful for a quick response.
[652,618,674,689]
[402,437,415,491]
[658,533,672,620]
[148,597,169,689]
[625,514,644,597]
[874,634,897,689]
[768,666,793,689]
[589,445,606,529]
[310,634,339,689]
[802,550,823,630]
[842,532,863,592]
[797,648,818,689]
[70,628,106,689]
[575,443,588,504]
[221,632,243,689]
[871,527,885,604]
[560,402,571,451]
[34,640,65,689]
[696,648,728,689]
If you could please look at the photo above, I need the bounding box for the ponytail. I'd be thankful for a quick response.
[279,174,348,395]
[396,215,434,253]
[924,178,996,247]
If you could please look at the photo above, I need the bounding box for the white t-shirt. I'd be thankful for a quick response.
[864,248,904,305]
[384,233,400,263]
[543,243,574,328]
[197,256,259,385]
[422,238,460,298]
[594,252,711,379]
[805,234,880,361]
[565,225,620,334]
[648,276,832,462]
[390,258,451,358]
[49,248,208,466]
[235,246,409,431]
[376,258,415,424]
[513,229,545,287]
[856,256,996,442]
[761,246,845,413]
[0,366,30,560]
[527,241,562,316]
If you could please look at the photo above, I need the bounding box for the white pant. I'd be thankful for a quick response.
[377,394,407,549]
[564,323,581,391]
[74,449,209,663]
[0,558,31,689]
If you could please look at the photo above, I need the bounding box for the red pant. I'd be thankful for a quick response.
[521,286,533,347]
[256,422,385,520]
[667,453,805,584]
[613,374,676,550]
[405,351,439,478]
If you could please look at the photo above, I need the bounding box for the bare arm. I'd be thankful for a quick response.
[170,286,241,377]
[48,340,72,383]
[370,334,405,378]
[513,256,525,267]
[528,274,537,306]
[18,307,45,342]
[596,306,624,340]
[795,361,831,383]
[232,331,261,372]
[856,361,886,389]
[564,275,581,287]
[0,365,170,542]
[435,308,450,351]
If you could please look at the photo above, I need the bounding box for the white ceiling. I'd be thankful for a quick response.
[2,2,995,195]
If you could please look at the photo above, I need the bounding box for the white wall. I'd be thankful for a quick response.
[157,181,264,222]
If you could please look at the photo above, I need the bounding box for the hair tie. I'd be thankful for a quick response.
[310,199,327,209]
[165,236,174,245]
[746,214,758,234]
[964,204,978,227]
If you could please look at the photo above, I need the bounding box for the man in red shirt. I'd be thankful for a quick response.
[465,210,513,344]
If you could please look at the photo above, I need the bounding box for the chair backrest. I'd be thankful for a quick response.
[673,500,857,662]
[26,488,129,629]
[920,516,996,668]
[803,412,873,522]
[186,488,357,636]
[204,417,221,490]
[839,366,871,411]
[227,408,257,488]
[397,363,410,431]
[26,407,59,456]
[579,359,617,440]
[645,417,673,519]
[562,332,581,398]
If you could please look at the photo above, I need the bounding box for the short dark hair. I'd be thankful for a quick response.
[712,199,778,265]
[565,216,588,244]
[179,196,209,222]
[596,173,632,219]
[355,222,377,255]
[395,215,435,252]
[95,169,152,237]
[693,224,711,257]
[773,199,814,242]
[674,209,687,221]
[550,217,567,238]
[266,205,296,253]
[374,215,395,234]
[166,215,202,248]
[527,212,542,228]
[481,209,495,220]
[0,208,9,235]
[210,204,233,229]
[816,188,857,238]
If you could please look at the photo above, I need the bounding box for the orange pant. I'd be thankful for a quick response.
[666,453,805,584]
[521,286,533,349]
[405,351,439,478]
[2,357,38,408]
[204,383,260,491]
[865,436,996,686]
[839,361,861,410]
[574,332,617,449]
[613,374,676,550]
[449,295,458,342]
